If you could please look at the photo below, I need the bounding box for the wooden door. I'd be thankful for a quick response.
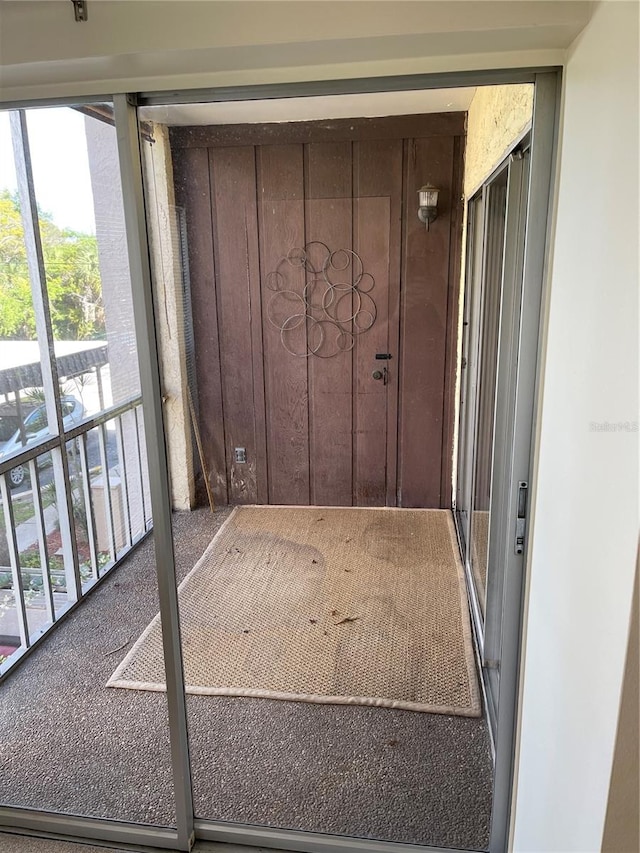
[352,140,402,506]
[171,114,464,509]
[255,139,401,507]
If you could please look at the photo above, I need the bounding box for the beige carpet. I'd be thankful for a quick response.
[108,506,481,716]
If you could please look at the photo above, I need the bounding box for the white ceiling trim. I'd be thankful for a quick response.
[140,88,477,126]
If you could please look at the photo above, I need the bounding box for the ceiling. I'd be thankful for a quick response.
[140,88,477,126]
[0,2,594,103]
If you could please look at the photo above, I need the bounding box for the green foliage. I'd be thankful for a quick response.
[0,190,104,341]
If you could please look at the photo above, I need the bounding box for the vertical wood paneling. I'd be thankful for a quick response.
[353,139,403,506]
[399,136,455,508]
[209,146,264,504]
[352,195,390,505]
[174,120,464,510]
[257,144,310,505]
[172,147,228,505]
[305,142,353,505]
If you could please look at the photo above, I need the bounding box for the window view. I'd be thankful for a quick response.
[0,106,171,827]
[0,106,150,670]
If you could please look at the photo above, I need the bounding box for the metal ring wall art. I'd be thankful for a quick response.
[266,242,377,358]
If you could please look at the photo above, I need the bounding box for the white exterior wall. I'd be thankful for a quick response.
[512,3,639,850]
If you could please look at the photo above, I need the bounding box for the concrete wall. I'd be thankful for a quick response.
[141,124,194,510]
[464,84,534,196]
[512,3,639,850]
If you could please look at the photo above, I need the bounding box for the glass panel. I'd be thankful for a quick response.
[0,112,51,473]
[84,423,117,574]
[66,414,149,581]
[134,406,152,530]
[34,460,74,619]
[18,457,69,622]
[144,97,501,851]
[118,406,150,543]
[0,471,26,664]
[456,193,485,557]
[66,437,99,590]
[0,105,173,829]
[470,171,508,616]
[0,388,49,484]
[15,467,53,639]
[0,454,68,666]
[26,107,141,418]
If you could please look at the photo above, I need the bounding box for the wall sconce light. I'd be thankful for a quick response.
[417,185,440,230]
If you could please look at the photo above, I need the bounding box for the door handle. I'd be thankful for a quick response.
[514,481,528,555]
[372,367,388,385]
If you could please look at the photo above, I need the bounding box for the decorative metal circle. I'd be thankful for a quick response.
[280,314,325,358]
[265,270,286,292]
[353,308,376,333]
[357,272,375,293]
[286,246,307,267]
[264,242,377,358]
[267,289,306,329]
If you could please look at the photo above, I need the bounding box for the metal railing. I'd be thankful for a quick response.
[0,395,151,680]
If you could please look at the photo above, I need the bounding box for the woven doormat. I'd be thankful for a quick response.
[108,506,481,716]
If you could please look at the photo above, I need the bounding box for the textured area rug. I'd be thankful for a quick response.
[108,506,481,716]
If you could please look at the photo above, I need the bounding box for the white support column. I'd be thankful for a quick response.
[141,122,195,510]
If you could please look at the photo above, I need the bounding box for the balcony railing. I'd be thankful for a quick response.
[0,395,151,679]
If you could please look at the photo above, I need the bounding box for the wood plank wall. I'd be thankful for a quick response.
[171,113,465,508]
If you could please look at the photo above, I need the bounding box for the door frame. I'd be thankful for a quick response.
[483,148,531,697]
[455,143,532,737]
[0,68,561,853]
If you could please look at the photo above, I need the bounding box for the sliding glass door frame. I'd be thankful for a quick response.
[483,149,531,688]
[0,70,560,853]
[456,188,486,564]
[456,146,531,708]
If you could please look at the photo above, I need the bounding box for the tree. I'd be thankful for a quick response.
[0,190,104,341]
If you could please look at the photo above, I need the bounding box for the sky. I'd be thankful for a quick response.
[0,107,97,235]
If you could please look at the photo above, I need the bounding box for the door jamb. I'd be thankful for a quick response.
[488,71,560,853]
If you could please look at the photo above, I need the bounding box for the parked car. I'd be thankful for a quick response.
[0,399,40,475]
[0,396,84,488]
